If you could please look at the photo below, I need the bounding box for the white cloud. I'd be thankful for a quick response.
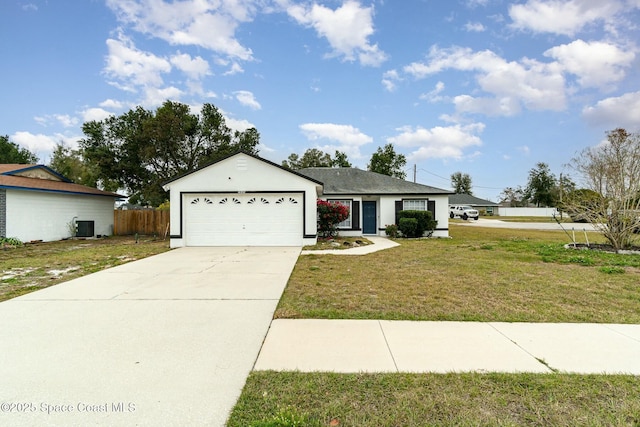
[404,46,566,115]
[299,122,373,158]
[287,0,387,66]
[99,99,124,109]
[508,0,626,36]
[53,114,79,128]
[104,34,172,90]
[464,22,486,32]
[420,81,446,103]
[387,123,485,161]
[382,69,400,92]
[225,117,255,133]
[141,86,184,108]
[22,3,38,12]
[10,131,81,160]
[81,108,113,122]
[223,62,244,76]
[106,0,255,60]
[582,91,640,129]
[11,131,57,153]
[32,114,79,128]
[544,39,635,89]
[170,52,211,80]
[234,90,262,110]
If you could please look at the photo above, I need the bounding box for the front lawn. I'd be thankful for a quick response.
[0,236,170,301]
[275,225,640,323]
[228,371,640,427]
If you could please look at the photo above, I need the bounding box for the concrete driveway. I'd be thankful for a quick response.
[0,246,300,427]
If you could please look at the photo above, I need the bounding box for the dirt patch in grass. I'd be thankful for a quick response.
[228,371,640,427]
[276,225,640,323]
[0,236,170,302]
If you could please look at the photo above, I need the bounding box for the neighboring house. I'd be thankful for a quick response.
[299,167,452,238]
[163,152,322,247]
[0,164,123,242]
[449,194,500,216]
[162,152,452,247]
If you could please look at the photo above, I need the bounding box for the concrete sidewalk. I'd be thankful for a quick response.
[255,319,640,374]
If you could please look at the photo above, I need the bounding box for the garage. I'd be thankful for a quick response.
[163,152,321,248]
[184,193,303,246]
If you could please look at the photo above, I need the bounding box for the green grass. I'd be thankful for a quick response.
[228,371,640,427]
[0,235,170,301]
[275,225,640,323]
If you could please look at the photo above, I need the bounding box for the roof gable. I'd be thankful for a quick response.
[163,151,323,187]
[0,164,71,182]
[0,164,123,198]
[299,167,451,195]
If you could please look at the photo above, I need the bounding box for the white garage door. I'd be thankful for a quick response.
[184,193,304,246]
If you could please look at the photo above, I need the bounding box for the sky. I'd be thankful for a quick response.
[2,0,639,201]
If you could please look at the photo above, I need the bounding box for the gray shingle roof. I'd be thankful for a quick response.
[299,167,451,195]
[449,193,498,206]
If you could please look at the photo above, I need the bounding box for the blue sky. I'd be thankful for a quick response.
[2,0,639,201]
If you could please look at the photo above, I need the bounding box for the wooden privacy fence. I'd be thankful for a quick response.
[113,210,170,236]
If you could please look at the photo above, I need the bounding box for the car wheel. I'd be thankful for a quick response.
[463,213,468,220]
[450,212,454,218]
[473,216,479,220]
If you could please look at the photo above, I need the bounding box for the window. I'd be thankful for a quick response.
[403,199,426,211]
[329,199,352,228]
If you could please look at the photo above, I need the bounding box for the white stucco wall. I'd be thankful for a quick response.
[323,194,450,238]
[164,154,320,247]
[6,190,116,242]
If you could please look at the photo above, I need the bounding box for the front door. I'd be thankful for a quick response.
[362,201,377,234]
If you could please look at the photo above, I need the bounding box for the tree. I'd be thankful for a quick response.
[332,150,352,167]
[524,162,557,207]
[499,186,528,207]
[282,149,351,170]
[80,101,260,206]
[368,143,407,179]
[567,128,640,251]
[451,172,473,195]
[0,135,38,163]
[48,143,104,188]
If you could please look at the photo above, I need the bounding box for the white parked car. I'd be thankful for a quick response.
[449,205,479,220]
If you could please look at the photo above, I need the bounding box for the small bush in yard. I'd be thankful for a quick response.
[0,237,23,248]
[317,200,349,238]
[385,224,399,238]
[398,218,419,237]
[397,210,437,237]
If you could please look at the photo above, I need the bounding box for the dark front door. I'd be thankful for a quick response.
[362,201,377,234]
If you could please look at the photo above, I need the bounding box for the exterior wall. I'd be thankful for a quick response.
[5,190,116,242]
[497,207,559,217]
[165,154,320,248]
[322,194,450,238]
[0,189,6,237]
[430,194,450,237]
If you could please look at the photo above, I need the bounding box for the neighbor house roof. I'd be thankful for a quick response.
[449,193,499,206]
[0,164,124,198]
[299,167,452,195]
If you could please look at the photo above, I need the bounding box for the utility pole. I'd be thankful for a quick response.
[413,164,417,183]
